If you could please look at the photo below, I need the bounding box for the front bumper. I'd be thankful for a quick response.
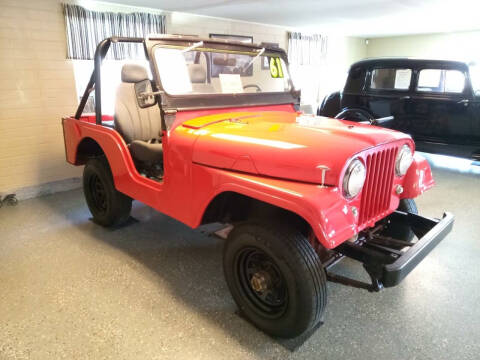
[327,211,454,291]
[382,211,454,287]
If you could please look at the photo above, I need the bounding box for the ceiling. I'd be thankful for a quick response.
[102,0,480,37]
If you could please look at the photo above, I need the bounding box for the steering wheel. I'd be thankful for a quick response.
[243,84,262,92]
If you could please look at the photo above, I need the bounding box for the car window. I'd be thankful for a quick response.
[445,70,465,92]
[468,63,480,95]
[370,68,411,90]
[417,69,465,93]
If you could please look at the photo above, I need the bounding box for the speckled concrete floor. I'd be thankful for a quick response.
[1,153,479,359]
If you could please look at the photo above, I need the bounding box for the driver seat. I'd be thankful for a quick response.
[188,64,215,93]
[114,64,163,164]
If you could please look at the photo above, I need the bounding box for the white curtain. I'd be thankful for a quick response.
[288,32,327,66]
[288,32,328,112]
[63,4,166,60]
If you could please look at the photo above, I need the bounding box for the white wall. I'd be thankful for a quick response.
[168,12,288,49]
[324,36,367,97]
[366,30,480,61]
[291,36,366,110]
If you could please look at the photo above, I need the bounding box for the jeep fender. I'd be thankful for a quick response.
[190,164,357,249]
[401,153,435,198]
[63,118,161,204]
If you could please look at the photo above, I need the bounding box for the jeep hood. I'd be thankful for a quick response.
[184,111,411,186]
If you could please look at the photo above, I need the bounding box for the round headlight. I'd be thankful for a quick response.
[395,145,413,176]
[343,158,366,198]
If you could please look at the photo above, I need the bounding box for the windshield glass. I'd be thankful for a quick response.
[153,44,292,96]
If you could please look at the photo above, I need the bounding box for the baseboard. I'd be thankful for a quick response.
[1,177,82,202]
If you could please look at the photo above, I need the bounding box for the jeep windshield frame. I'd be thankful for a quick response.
[145,35,300,112]
[75,36,300,126]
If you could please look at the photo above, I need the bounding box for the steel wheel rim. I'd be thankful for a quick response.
[235,246,288,319]
[89,174,107,214]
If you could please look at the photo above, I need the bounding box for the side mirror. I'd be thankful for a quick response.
[135,79,157,108]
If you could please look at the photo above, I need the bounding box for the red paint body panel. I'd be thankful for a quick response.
[62,105,434,249]
[402,153,435,199]
[190,114,412,186]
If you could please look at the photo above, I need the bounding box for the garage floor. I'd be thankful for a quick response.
[1,154,479,359]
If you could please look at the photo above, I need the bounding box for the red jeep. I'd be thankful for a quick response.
[62,36,454,339]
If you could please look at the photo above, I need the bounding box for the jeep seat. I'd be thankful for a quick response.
[114,64,163,163]
[188,64,215,93]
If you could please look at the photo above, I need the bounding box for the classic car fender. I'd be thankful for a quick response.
[318,91,341,117]
[190,164,358,249]
[401,153,435,199]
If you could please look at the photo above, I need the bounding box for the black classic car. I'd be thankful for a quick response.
[319,58,480,160]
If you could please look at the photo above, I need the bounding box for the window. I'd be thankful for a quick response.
[153,45,292,95]
[445,70,465,93]
[370,68,412,90]
[417,69,465,93]
[73,59,151,115]
[469,63,480,95]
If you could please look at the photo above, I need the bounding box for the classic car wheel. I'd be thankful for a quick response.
[223,222,327,338]
[83,156,132,227]
[381,198,418,247]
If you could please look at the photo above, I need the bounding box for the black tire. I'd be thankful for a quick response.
[223,222,327,338]
[83,156,132,227]
[381,198,418,245]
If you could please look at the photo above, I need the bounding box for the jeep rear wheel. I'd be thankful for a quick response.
[223,223,327,338]
[83,156,132,227]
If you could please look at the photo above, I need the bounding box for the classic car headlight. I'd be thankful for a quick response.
[343,158,366,198]
[395,144,413,176]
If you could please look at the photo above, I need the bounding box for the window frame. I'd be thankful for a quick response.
[414,67,468,95]
[366,67,413,93]
[146,37,300,111]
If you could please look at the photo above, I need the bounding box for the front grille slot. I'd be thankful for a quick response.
[359,146,398,227]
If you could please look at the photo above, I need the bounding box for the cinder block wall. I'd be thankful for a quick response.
[0,0,80,198]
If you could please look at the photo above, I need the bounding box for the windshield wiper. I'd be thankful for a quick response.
[243,47,265,72]
[182,41,204,53]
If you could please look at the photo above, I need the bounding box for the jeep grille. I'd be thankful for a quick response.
[358,144,399,228]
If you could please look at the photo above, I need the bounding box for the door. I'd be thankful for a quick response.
[363,67,413,130]
[409,68,475,156]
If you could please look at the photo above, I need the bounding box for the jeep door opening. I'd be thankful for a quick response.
[62,36,453,339]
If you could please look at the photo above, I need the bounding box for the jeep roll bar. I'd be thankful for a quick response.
[74,37,144,125]
[74,36,300,125]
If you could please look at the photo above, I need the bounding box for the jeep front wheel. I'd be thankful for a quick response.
[223,223,327,338]
[83,156,132,227]
[380,198,418,248]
